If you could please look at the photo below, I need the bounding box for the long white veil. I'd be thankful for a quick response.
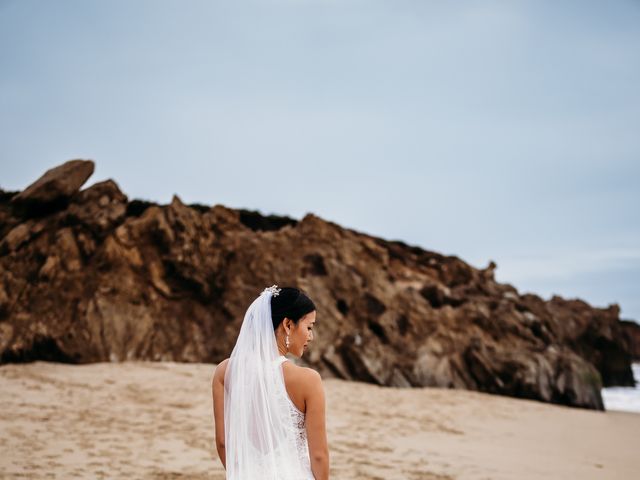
[224,287,306,480]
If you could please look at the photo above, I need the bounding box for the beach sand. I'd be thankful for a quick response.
[1,361,638,479]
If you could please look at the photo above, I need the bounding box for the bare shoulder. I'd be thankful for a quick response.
[212,358,230,386]
[297,367,324,412]
[301,366,322,383]
[284,363,322,391]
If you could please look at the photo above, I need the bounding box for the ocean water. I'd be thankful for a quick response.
[602,363,640,413]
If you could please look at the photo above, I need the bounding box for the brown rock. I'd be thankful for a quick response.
[0,159,636,411]
[621,320,640,361]
[65,179,127,235]
[11,159,94,216]
[0,281,10,316]
[0,223,31,253]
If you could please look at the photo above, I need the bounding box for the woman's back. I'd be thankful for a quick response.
[281,357,311,413]
[211,286,329,479]
[214,356,311,413]
[213,356,324,478]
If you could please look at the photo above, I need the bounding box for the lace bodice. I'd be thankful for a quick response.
[276,356,314,479]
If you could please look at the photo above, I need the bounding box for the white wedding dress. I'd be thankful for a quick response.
[275,355,314,479]
[224,288,316,480]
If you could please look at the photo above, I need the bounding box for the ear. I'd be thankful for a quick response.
[283,317,292,334]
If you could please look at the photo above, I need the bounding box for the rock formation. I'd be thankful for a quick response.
[10,160,94,217]
[621,320,640,361]
[0,160,636,410]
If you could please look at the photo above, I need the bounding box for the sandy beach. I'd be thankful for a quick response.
[1,361,638,480]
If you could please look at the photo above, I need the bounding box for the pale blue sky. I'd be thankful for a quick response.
[1,0,639,322]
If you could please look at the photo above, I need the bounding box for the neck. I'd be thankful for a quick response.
[276,331,288,356]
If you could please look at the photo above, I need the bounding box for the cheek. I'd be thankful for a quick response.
[299,328,310,341]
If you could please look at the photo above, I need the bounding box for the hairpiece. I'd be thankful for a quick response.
[263,284,281,297]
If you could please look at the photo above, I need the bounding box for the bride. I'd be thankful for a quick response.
[212,286,330,479]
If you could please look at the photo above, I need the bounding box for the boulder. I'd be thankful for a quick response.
[11,159,95,216]
[621,320,640,361]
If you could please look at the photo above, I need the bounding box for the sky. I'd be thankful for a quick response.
[1,0,639,322]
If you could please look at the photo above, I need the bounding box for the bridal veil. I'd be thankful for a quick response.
[223,286,309,479]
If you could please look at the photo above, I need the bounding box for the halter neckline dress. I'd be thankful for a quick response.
[275,355,314,479]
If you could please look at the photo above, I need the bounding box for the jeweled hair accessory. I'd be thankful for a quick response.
[263,284,281,296]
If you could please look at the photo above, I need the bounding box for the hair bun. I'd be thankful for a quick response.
[270,287,315,330]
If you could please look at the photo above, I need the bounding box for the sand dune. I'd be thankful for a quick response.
[1,361,638,479]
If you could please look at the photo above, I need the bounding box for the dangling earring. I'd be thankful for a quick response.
[285,333,290,351]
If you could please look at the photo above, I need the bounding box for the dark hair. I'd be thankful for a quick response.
[271,287,316,330]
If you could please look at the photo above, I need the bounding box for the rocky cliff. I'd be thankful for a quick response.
[621,320,640,361]
[0,160,635,410]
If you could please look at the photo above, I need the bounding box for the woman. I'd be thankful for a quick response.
[212,285,330,479]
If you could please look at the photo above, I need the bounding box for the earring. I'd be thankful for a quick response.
[285,333,290,350]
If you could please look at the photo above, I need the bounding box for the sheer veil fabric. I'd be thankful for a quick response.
[224,288,311,480]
